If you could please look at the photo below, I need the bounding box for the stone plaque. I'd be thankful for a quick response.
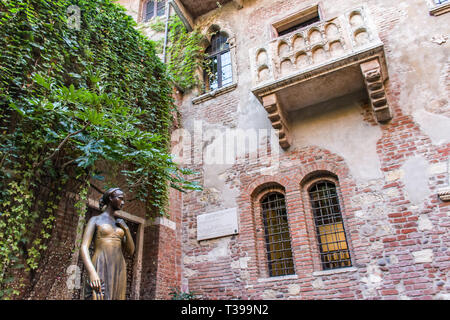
[197,208,239,241]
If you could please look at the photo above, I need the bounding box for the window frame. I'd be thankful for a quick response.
[204,32,233,92]
[308,180,352,271]
[301,175,354,273]
[143,0,166,22]
[270,4,323,39]
[192,25,238,104]
[260,192,296,277]
[427,0,450,15]
[251,185,297,279]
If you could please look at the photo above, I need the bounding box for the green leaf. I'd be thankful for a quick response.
[32,73,51,90]
[8,103,25,117]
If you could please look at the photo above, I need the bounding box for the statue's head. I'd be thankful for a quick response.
[99,188,124,211]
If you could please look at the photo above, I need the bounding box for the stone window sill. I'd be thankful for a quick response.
[312,267,358,277]
[192,82,237,105]
[257,274,298,283]
[429,2,450,15]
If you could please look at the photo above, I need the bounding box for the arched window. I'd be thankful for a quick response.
[260,192,295,277]
[308,180,351,270]
[144,0,166,21]
[205,32,233,91]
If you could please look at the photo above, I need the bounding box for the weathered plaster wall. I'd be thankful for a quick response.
[290,93,383,183]
[116,0,140,21]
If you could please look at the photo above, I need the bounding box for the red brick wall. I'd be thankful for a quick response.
[174,0,450,300]
[180,135,449,299]
[140,221,181,299]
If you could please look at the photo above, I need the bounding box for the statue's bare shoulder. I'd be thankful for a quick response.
[86,215,100,229]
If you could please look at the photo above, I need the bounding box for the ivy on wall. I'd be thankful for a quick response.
[165,15,207,92]
[0,0,200,298]
[148,16,166,33]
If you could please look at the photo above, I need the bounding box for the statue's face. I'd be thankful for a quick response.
[110,190,125,210]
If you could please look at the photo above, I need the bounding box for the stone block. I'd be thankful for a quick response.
[412,249,434,263]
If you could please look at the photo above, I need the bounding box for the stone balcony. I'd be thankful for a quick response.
[249,7,391,149]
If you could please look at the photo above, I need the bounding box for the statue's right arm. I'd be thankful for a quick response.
[80,217,102,292]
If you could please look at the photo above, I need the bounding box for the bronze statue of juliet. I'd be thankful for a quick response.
[80,188,135,300]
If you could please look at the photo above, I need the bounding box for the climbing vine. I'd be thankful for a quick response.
[0,0,200,299]
[148,16,166,33]
[166,15,207,92]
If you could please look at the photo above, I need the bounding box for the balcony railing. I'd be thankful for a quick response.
[249,7,391,149]
[251,7,385,87]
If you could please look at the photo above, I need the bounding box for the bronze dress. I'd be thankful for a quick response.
[90,222,127,300]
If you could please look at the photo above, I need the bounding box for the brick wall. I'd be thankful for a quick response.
[173,0,450,300]
[179,130,449,299]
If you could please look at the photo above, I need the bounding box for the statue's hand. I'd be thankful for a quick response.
[89,272,102,292]
[116,218,129,231]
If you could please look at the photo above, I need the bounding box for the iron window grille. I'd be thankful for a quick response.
[144,0,166,21]
[309,181,352,270]
[204,32,233,91]
[261,192,295,277]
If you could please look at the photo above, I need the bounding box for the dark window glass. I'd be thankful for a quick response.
[156,0,166,16]
[145,1,155,21]
[145,0,165,21]
[278,15,320,36]
[275,6,321,37]
[309,181,352,270]
[261,192,295,277]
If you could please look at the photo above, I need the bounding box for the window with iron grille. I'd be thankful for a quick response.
[261,192,295,277]
[144,0,166,21]
[308,181,352,270]
[204,32,233,91]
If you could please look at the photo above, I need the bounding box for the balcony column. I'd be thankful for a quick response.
[261,93,292,150]
[360,58,392,123]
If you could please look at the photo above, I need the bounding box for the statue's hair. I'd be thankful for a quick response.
[99,187,122,210]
